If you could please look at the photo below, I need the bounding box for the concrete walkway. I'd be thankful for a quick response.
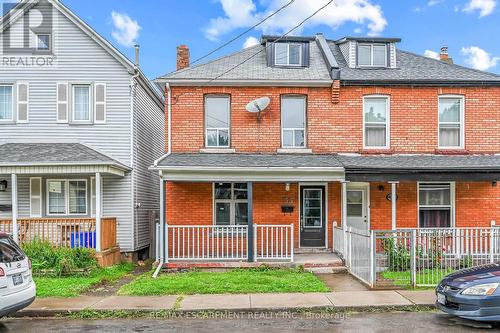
[19,290,436,316]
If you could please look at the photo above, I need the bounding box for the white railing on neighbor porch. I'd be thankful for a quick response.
[164,224,294,262]
[333,222,500,287]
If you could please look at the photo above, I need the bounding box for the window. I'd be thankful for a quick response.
[438,96,464,149]
[275,43,302,66]
[36,34,50,50]
[364,96,389,148]
[418,183,453,228]
[0,85,13,121]
[47,180,88,215]
[358,44,387,67]
[205,95,230,147]
[346,190,363,217]
[214,183,248,225]
[73,85,91,122]
[281,95,306,148]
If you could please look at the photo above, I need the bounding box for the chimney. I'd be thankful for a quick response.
[440,46,453,64]
[176,45,190,70]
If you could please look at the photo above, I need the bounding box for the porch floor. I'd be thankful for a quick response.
[163,252,344,270]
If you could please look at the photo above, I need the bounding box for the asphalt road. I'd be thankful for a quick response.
[0,311,498,333]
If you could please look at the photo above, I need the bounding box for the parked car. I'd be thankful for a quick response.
[0,233,36,318]
[436,263,500,322]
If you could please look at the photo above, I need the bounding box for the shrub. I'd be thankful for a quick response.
[22,239,97,276]
[381,238,411,271]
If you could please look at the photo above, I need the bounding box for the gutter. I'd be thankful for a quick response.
[341,80,500,87]
[153,82,172,278]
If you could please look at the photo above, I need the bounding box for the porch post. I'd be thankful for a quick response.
[247,182,254,262]
[341,181,348,259]
[160,178,167,263]
[11,174,18,243]
[95,172,102,252]
[389,181,398,230]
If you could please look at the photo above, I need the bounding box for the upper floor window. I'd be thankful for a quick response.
[73,85,91,122]
[36,34,50,51]
[275,43,302,66]
[363,96,389,149]
[358,44,387,67]
[438,96,464,149]
[281,95,306,148]
[0,85,13,121]
[205,95,230,148]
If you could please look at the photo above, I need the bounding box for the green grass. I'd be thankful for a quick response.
[118,268,330,295]
[34,263,135,297]
[381,269,454,287]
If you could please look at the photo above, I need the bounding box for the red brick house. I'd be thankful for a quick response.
[152,34,500,265]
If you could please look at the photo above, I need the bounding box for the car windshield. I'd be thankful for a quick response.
[0,236,25,263]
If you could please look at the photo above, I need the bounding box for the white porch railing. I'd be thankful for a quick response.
[254,224,293,261]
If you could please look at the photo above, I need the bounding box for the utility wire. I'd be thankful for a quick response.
[172,0,334,103]
[190,0,296,67]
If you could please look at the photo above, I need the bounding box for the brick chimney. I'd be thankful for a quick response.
[439,46,453,64]
[176,45,190,70]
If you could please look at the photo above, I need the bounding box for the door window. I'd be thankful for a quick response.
[303,189,322,228]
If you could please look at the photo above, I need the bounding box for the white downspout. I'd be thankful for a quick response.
[153,82,171,278]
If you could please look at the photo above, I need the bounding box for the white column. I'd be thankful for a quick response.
[389,181,398,230]
[95,172,102,252]
[11,174,18,243]
[341,181,348,231]
[160,178,167,263]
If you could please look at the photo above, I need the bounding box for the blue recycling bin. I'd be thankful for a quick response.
[71,231,96,248]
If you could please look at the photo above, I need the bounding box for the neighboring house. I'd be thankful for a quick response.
[0,0,164,261]
[152,34,500,265]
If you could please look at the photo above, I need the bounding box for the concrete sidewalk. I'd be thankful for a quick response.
[18,290,436,316]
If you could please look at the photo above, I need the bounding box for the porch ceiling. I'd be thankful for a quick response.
[0,143,130,176]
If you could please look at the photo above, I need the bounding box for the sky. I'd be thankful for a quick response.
[2,0,499,79]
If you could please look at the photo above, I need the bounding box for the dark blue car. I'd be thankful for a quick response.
[436,263,500,322]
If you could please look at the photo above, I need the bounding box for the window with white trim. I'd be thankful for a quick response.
[275,43,302,66]
[364,96,389,148]
[281,95,306,148]
[358,44,387,67]
[36,34,50,51]
[0,85,13,121]
[214,183,248,225]
[72,85,91,122]
[418,183,453,228]
[205,95,230,148]
[47,180,88,215]
[438,96,464,148]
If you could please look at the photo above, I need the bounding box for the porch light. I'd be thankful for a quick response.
[0,180,7,192]
[493,181,497,187]
[378,185,385,192]
[285,183,290,192]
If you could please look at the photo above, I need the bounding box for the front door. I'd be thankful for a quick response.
[300,186,325,247]
[346,185,369,231]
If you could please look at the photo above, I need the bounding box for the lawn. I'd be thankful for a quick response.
[381,268,454,287]
[34,263,135,297]
[118,268,329,295]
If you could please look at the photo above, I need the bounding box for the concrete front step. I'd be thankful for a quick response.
[295,247,334,254]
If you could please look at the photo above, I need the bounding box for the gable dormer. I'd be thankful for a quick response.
[336,37,401,69]
[262,36,312,68]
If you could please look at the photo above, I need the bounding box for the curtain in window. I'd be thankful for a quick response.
[439,98,461,147]
[74,86,90,121]
[419,210,451,228]
[364,97,388,147]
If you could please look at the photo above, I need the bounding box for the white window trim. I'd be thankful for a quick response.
[212,183,249,226]
[46,179,88,216]
[358,43,387,67]
[438,95,465,150]
[281,95,307,148]
[417,181,456,228]
[36,33,51,51]
[205,95,230,148]
[17,82,29,123]
[362,95,390,149]
[274,43,302,67]
[29,177,42,218]
[72,84,92,123]
[0,84,14,122]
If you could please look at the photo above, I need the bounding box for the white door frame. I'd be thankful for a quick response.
[346,182,371,231]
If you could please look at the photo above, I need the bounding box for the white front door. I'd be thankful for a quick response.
[346,185,369,232]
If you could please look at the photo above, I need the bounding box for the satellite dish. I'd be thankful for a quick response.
[245,97,270,122]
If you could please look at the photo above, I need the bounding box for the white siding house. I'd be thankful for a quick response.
[0,0,164,255]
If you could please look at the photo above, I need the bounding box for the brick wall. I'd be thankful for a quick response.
[167,85,500,154]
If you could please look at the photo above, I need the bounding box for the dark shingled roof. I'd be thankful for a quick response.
[0,143,130,169]
[157,153,343,168]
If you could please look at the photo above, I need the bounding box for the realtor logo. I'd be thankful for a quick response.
[1,0,56,67]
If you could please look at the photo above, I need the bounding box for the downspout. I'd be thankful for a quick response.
[153,82,171,278]
[130,56,140,252]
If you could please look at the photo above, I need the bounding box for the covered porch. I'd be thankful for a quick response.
[0,143,130,266]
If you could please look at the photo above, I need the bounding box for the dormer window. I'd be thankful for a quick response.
[358,44,387,67]
[275,43,302,66]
